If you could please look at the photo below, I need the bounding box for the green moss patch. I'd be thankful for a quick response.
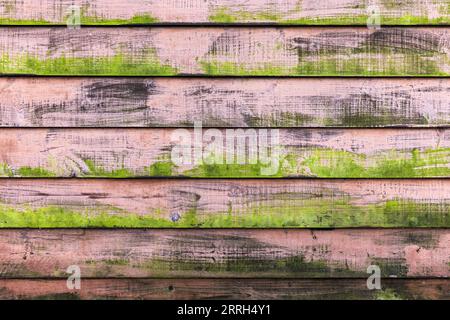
[137,255,365,278]
[375,289,404,300]
[84,160,134,178]
[0,13,158,26]
[0,49,177,76]
[0,17,54,25]
[17,167,56,177]
[80,14,158,25]
[0,196,446,228]
[295,54,448,76]
[200,61,296,76]
[303,147,450,178]
[0,205,178,228]
[183,161,285,178]
[208,7,449,25]
[147,161,175,177]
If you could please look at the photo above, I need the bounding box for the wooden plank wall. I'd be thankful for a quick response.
[0,0,448,300]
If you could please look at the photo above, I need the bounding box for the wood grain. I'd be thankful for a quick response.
[0,0,448,25]
[0,78,448,128]
[0,229,448,278]
[0,179,448,228]
[0,27,449,76]
[0,128,447,178]
[0,279,448,300]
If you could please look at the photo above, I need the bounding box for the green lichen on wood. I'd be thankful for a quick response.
[84,159,175,178]
[0,49,177,76]
[0,197,447,228]
[0,17,53,25]
[181,147,450,178]
[147,160,175,177]
[295,54,449,76]
[79,13,158,25]
[283,15,450,25]
[324,110,430,127]
[0,205,178,228]
[103,259,129,266]
[200,54,449,76]
[1,44,448,76]
[200,61,296,76]
[208,6,450,25]
[0,13,158,26]
[0,163,14,176]
[17,166,56,177]
[375,289,404,300]
[0,147,448,178]
[136,255,366,278]
[302,147,450,178]
[84,159,134,178]
[208,7,283,23]
[0,146,448,178]
[0,164,56,177]
[182,161,284,178]
[180,200,449,228]
[245,111,316,127]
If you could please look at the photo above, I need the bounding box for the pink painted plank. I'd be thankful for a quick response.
[0,128,447,178]
[0,229,448,278]
[0,0,448,25]
[0,78,448,127]
[0,279,448,300]
[0,27,449,76]
[0,179,448,227]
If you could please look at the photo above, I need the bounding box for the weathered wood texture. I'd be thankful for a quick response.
[0,128,447,178]
[1,78,449,128]
[0,279,448,300]
[1,27,449,76]
[1,1,449,302]
[0,0,448,25]
[0,229,448,278]
[0,179,448,228]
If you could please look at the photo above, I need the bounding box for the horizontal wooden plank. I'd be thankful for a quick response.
[0,279,448,300]
[0,229,448,278]
[0,179,448,228]
[0,128,447,178]
[0,78,448,127]
[0,0,448,25]
[0,27,449,76]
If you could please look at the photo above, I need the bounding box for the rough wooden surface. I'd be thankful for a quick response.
[0,0,448,25]
[1,0,449,302]
[0,279,448,300]
[0,78,448,128]
[0,27,449,76]
[0,229,448,278]
[0,179,448,228]
[0,128,447,178]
